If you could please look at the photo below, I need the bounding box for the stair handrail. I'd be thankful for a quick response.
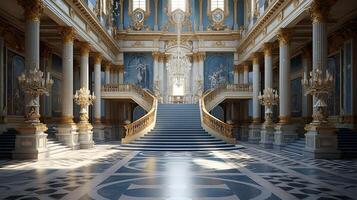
[200,84,252,140]
[102,84,158,142]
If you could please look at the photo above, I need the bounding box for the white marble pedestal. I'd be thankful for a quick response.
[56,123,79,150]
[93,123,105,142]
[13,123,48,160]
[304,124,340,159]
[260,124,275,148]
[248,124,261,144]
[274,124,297,149]
[78,122,94,149]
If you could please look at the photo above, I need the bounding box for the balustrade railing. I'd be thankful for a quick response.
[101,84,157,141]
[200,84,252,139]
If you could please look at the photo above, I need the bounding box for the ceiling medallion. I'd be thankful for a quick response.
[208,8,228,31]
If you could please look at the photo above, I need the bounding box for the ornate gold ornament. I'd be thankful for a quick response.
[252,52,261,64]
[59,26,76,43]
[93,52,103,65]
[258,88,279,127]
[74,88,96,123]
[208,8,228,31]
[17,0,44,21]
[302,67,333,125]
[18,67,54,123]
[277,28,291,45]
[263,42,273,56]
[79,42,91,56]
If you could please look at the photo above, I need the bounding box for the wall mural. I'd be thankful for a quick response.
[124,53,153,90]
[6,50,25,116]
[204,53,233,90]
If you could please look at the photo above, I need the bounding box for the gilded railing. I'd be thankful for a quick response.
[101,84,157,140]
[200,84,252,139]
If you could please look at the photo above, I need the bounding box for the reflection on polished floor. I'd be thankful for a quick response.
[0,143,356,200]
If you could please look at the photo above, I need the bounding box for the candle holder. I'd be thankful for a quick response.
[301,68,333,125]
[258,88,279,126]
[74,88,96,123]
[18,68,54,123]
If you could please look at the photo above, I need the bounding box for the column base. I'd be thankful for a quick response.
[93,123,105,142]
[260,124,275,148]
[77,122,94,149]
[274,123,297,149]
[12,122,48,160]
[248,123,261,144]
[56,123,79,150]
[303,124,340,159]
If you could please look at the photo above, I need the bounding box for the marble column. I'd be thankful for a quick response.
[233,0,238,30]
[13,0,48,160]
[243,64,249,84]
[105,62,111,84]
[249,53,262,144]
[56,26,79,149]
[274,28,297,148]
[199,0,203,31]
[77,42,94,149]
[118,65,124,84]
[304,0,340,159]
[250,0,257,27]
[260,42,275,148]
[233,65,239,84]
[93,52,105,142]
[241,62,250,141]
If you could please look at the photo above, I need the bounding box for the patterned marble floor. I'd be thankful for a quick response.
[0,142,356,200]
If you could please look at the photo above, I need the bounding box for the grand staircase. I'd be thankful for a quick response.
[119,104,239,151]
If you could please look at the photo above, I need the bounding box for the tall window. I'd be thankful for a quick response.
[211,0,224,11]
[171,0,186,11]
[133,0,146,11]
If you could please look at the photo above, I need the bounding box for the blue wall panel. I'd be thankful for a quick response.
[124,53,153,90]
[204,52,234,90]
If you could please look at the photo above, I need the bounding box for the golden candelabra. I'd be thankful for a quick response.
[302,68,333,125]
[258,88,279,125]
[74,88,96,123]
[18,68,53,123]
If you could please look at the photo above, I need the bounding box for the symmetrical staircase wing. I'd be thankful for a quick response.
[204,84,253,112]
[200,84,252,144]
[101,84,158,143]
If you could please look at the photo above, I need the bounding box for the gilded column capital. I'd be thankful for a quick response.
[152,51,160,61]
[243,64,249,72]
[117,64,124,72]
[104,61,112,71]
[233,65,240,73]
[79,42,91,56]
[59,26,76,43]
[277,28,291,45]
[309,0,336,23]
[252,52,261,65]
[158,53,167,63]
[263,42,273,56]
[197,52,205,62]
[93,52,103,65]
[17,0,44,21]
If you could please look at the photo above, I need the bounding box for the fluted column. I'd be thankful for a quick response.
[277,29,291,124]
[118,65,124,84]
[60,27,75,123]
[93,53,102,123]
[263,43,273,89]
[252,53,261,123]
[14,0,48,159]
[233,65,239,84]
[243,64,249,84]
[105,62,111,84]
[80,42,91,90]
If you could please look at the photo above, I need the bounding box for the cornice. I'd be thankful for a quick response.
[70,0,120,53]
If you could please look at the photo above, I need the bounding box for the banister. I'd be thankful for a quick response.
[200,84,253,143]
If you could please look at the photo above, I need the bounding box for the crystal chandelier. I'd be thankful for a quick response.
[258,88,279,125]
[18,67,54,123]
[301,68,333,125]
[74,88,96,123]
